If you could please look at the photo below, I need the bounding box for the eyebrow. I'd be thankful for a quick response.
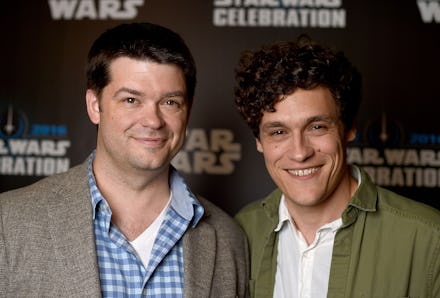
[114,87,144,98]
[261,115,336,130]
[307,115,335,124]
[261,121,285,130]
[113,88,186,99]
[164,91,186,98]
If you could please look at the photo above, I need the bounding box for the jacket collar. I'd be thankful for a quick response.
[341,166,378,227]
[261,188,282,231]
[47,161,102,295]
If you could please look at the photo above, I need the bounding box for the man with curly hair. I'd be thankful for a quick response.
[234,37,440,298]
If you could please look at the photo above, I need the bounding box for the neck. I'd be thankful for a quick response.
[92,155,171,241]
[286,168,357,245]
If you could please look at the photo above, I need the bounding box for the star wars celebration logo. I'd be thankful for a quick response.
[0,104,71,176]
[347,113,440,188]
[172,128,241,175]
[213,0,346,27]
[417,0,440,23]
[48,0,145,20]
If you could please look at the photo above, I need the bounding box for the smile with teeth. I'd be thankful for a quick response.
[288,167,319,176]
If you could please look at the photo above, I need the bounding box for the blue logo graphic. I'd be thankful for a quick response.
[0,105,28,139]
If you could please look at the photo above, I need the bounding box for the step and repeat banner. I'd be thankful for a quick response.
[0,0,439,214]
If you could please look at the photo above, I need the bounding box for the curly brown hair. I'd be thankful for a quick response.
[234,36,362,138]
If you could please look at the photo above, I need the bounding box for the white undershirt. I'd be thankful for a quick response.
[129,195,171,268]
[273,196,342,298]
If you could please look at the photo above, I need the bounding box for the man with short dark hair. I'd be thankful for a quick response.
[0,22,248,297]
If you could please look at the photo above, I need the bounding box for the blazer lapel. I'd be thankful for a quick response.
[183,221,216,298]
[47,162,102,296]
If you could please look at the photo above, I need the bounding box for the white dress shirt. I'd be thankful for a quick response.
[273,196,342,298]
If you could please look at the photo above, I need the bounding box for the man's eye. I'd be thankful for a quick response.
[165,100,176,105]
[124,97,137,104]
[271,130,284,135]
[162,99,184,109]
[165,99,180,106]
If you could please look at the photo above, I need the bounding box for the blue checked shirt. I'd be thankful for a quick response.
[87,152,204,297]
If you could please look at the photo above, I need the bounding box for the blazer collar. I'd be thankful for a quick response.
[182,219,216,298]
[47,161,102,296]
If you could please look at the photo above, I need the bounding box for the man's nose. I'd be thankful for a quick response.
[288,134,314,162]
[139,104,164,129]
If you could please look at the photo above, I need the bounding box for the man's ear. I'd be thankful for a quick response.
[256,138,263,153]
[346,127,357,142]
[86,89,100,125]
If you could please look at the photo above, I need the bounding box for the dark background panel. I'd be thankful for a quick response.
[1,0,439,215]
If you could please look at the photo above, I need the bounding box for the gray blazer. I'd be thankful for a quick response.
[0,161,248,297]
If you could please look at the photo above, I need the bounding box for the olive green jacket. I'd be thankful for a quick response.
[235,168,440,298]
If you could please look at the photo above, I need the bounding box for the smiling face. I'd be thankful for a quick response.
[257,86,356,212]
[86,57,188,177]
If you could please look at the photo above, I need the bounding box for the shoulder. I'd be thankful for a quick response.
[193,197,248,266]
[235,189,281,238]
[197,196,244,239]
[0,161,88,209]
[0,161,90,240]
[236,189,281,218]
[236,198,266,216]
[377,186,440,229]
[235,189,281,221]
[234,199,266,230]
[356,167,440,231]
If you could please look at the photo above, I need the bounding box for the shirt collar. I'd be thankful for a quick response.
[87,151,102,220]
[274,195,290,232]
[275,195,342,233]
[87,151,204,227]
[269,165,377,232]
[351,164,362,186]
[168,166,204,228]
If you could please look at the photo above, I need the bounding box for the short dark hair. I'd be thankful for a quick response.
[234,36,362,138]
[86,22,197,108]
